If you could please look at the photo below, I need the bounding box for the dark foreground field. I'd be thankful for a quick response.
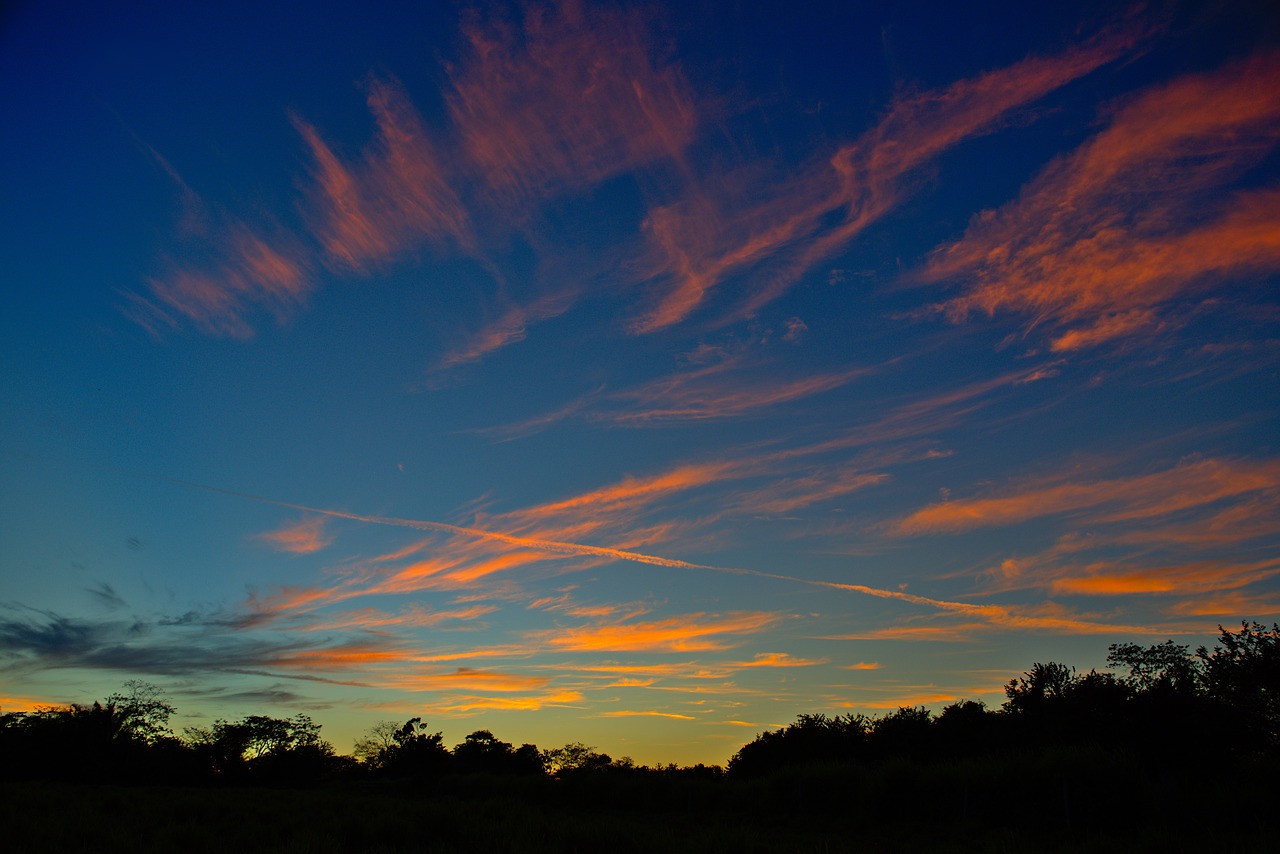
[5,749,1276,853]
[7,625,1276,851]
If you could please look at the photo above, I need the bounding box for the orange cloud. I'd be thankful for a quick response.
[598,710,697,721]
[606,368,868,426]
[631,19,1147,332]
[894,457,1280,535]
[246,576,370,621]
[431,299,583,374]
[257,516,333,554]
[732,652,828,668]
[294,76,472,272]
[436,690,584,713]
[726,471,888,516]
[535,611,780,653]
[605,678,657,688]
[1170,592,1280,617]
[483,364,871,436]
[446,1,696,205]
[264,643,410,671]
[130,224,310,338]
[506,462,738,525]
[857,689,1002,710]
[842,662,882,671]
[1048,556,1280,597]
[0,695,57,713]
[303,604,497,631]
[535,661,732,680]
[383,668,549,693]
[824,624,997,643]
[924,51,1280,350]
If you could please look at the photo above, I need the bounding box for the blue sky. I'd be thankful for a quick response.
[2,0,1279,764]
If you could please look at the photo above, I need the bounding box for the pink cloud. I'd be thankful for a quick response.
[631,19,1149,332]
[446,1,696,205]
[294,76,472,273]
[129,224,310,338]
[257,516,334,554]
[923,51,1280,350]
[893,456,1280,536]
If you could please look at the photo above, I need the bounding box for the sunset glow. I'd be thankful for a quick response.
[2,0,1277,766]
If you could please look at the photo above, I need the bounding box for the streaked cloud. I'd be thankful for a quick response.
[127,223,310,338]
[301,604,497,632]
[294,77,472,272]
[923,51,1280,351]
[731,652,828,668]
[893,456,1280,535]
[532,611,780,653]
[436,690,584,713]
[381,667,549,693]
[262,643,410,671]
[1048,556,1280,597]
[257,516,334,554]
[724,470,888,516]
[480,364,869,437]
[445,1,696,205]
[596,362,866,425]
[631,19,1149,332]
[598,710,697,720]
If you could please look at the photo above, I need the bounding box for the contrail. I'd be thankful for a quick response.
[165,477,1023,623]
[172,477,727,571]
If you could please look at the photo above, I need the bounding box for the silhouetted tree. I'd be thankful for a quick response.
[185,713,335,782]
[353,720,402,768]
[452,729,543,776]
[380,717,450,776]
[1107,639,1201,695]
[1197,621,1280,751]
[868,706,932,759]
[727,713,868,777]
[933,699,996,758]
[543,742,613,775]
[1002,662,1078,714]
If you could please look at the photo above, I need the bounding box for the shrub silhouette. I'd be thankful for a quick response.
[2,620,1276,799]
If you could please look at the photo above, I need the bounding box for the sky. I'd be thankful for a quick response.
[2,0,1279,765]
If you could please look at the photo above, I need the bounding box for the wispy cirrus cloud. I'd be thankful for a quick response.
[731,652,828,668]
[294,76,473,273]
[631,18,1150,332]
[892,456,1280,536]
[131,2,691,344]
[723,470,888,517]
[531,611,780,653]
[1169,591,1280,618]
[480,360,871,438]
[445,1,696,205]
[257,516,334,554]
[1047,556,1280,597]
[435,690,584,713]
[127,222,311,338]
[598,710,697,720]
[300,604,497,632]
[820,605,1170,643]
[381,667,548,693]
[922,50,1280,352]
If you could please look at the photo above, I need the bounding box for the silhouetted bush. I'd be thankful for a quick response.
[2,619,1276,854]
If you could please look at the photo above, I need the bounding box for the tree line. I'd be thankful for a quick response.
[2,621,1276,787]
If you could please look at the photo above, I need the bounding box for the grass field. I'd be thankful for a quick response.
[4,750,1276,853]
